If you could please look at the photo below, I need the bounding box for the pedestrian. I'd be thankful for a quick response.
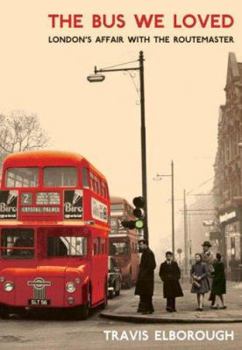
[201,240,215,306]
[211,253,227,309]
[135,239,156,314]
[159,251,183,312]
[191,253,210,311]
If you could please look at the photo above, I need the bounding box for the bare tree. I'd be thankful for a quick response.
[0,111,49,160]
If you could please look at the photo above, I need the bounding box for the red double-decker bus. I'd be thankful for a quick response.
[0,151,110,319]
[109,197,139,288]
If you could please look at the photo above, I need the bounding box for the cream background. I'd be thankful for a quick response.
[0,0,242,262]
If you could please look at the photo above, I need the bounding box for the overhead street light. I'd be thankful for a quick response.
[87,51,149,243]
[87,73,105,83]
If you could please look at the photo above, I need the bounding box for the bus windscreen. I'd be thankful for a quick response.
[109,241,130,256]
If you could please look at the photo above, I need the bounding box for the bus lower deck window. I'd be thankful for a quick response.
[0,229,34,258]
[47,236,87,257]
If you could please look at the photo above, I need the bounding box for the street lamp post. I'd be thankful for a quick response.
[171,160,175,255]
[183,189,189,276]
[87,51,149,243]
[154,160,175,254]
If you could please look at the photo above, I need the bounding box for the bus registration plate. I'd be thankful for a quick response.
[29,299,50,306]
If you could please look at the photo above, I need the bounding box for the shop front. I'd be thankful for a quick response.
[219,209,242,281]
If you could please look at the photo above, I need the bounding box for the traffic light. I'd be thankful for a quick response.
[121,196,145,230]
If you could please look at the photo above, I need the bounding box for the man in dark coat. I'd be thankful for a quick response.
[159,251,183,312]
[135,239,156,314]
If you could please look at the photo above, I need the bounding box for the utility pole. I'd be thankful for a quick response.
[87,51,149,243]
[183,189,189,275]
[138,51,148,243]
[171,160,175,254]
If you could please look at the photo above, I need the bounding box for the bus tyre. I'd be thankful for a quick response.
[100,282,108,309]
[126,275,132,289]
[115,280,121,296]
[0,306,9,319]
[108,290,114,299]
[79,305,89,320]
[74,288,91,320]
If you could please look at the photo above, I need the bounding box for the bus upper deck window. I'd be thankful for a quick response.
[43,167,77,187]
[6,167,38,188]
[82,167,89,188]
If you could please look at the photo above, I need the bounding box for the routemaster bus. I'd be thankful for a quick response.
[109,197,139,288]
[0,151,110,319]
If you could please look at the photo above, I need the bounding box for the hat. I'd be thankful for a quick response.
[165,251,173,256]
[202,241,212,247]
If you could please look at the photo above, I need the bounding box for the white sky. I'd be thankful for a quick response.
[0,0,242,261]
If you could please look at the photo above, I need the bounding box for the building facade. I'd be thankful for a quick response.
[214,52,242,280]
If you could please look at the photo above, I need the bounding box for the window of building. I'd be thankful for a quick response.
[231,237,235,257]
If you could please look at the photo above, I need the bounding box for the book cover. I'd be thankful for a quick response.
[0,1,242,349]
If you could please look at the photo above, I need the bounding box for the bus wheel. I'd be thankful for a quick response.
[100,282,108,309]
[115,280,121,296]
[126,275,132,289]
[108,290,114,299]
[74,289,91,320]
[0,306,10,319]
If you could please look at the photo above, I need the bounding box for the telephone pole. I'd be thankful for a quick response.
[183,189,189,275]
[171,161,175,254]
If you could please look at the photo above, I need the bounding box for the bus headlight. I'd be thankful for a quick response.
[66,281,76,293]
[4,281,14,292]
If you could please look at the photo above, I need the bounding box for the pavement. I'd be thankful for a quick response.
[101,281,242,323]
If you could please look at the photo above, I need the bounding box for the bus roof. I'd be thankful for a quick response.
[111,196,126,203]
[111,196,133,206]
[3,151,107,180]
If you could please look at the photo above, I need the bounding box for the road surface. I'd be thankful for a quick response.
[0,289,242,350]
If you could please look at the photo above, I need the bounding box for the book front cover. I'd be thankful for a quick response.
[0,1,242,349]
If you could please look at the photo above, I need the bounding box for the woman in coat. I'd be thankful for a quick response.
[159,251,183,312]
[211,253,226,309]
[191,253,210,311]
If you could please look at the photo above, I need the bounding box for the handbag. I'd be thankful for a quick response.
[192,280,201,288]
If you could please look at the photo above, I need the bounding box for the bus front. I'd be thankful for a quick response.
[0,151,109,319]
